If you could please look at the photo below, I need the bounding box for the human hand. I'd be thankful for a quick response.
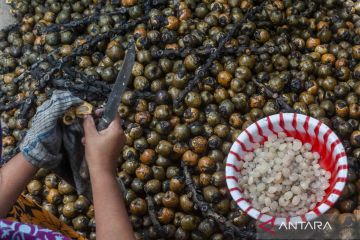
[20,90,82,169]
[82,114,125,176]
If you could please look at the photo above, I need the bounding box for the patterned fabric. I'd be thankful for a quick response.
[6,194,86,240]
[19,90,82,169]
[0,219,70,240]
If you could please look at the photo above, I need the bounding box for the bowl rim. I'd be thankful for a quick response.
[225,112,348,226]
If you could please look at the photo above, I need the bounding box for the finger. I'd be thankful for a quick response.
[99,114,123,135]
[101,114,123,135]
[94,108,104,117]
[83,115,98,137]
[108,114,122,131]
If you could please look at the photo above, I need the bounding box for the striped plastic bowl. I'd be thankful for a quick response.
[226,113,347,225]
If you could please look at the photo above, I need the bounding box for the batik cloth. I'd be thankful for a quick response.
[5,194,86,240]
[0,219,70,240]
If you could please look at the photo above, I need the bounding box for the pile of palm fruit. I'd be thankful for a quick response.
[0,0,360,239]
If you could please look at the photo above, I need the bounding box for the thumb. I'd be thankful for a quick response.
[107,114,122,131]
[83,115,98,137]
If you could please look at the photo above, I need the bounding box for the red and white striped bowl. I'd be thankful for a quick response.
[226,113,347,225]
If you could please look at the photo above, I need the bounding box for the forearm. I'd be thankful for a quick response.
[0,153,37,217]
[90,169,135,240]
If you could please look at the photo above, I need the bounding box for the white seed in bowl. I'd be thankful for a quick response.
[237,132,331,217]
